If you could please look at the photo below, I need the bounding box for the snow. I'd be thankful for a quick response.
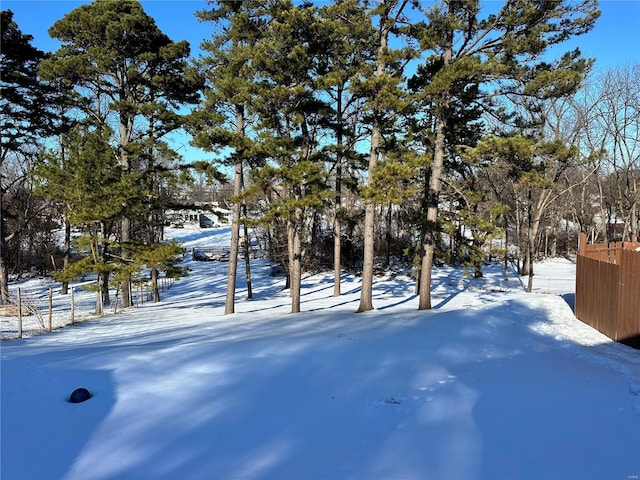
[2,226,639,480]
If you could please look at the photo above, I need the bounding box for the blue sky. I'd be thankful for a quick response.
[3,1,213,58]
[4,0,640,70]
[3,0,639,164]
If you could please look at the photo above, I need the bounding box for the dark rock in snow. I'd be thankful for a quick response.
[69,387,92,403]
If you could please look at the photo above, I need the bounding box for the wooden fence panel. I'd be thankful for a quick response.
[575,255,619,339]
[581,240,640,264]
[617,248,640,343]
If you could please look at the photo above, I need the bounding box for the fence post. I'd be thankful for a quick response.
[70,288,75,325]
[48,288,53,332]
[17,287,22,339]
[578,232,587,256]
[113,289,119,314]
[97,284,103,316]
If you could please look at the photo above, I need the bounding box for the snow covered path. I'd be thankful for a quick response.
[2,227,639,480]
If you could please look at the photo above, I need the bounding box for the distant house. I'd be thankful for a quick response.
[592,203,628,241]
[165,205,231,228]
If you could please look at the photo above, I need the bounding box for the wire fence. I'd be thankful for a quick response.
[191,245,268,261]
[1,276,176,340]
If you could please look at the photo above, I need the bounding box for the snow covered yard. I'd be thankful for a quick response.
[1,227,639,480]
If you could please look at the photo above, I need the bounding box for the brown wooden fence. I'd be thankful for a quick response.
[575,233,640,348]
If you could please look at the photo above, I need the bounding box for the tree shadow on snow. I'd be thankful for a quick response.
[14,296,634,480]
[4,293,640,480]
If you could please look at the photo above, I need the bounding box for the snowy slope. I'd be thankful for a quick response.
[2,226,639,480]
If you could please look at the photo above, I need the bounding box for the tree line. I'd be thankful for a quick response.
[1,0,638,315]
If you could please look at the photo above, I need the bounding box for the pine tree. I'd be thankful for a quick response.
[354,0,417,312]
[315,0,375,297]
[0,10,69,304]
[40,0,201,308]
[35,125,131,314]
[127,240,186,303]
[411,0,599,309]
[249,1,331,314]
[193,0,268,314]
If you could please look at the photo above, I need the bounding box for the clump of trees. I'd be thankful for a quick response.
[2,0,638,315]
[2,2,202,312]
[1,10,70,303]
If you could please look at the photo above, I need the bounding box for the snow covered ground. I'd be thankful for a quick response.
[2,225,639,480]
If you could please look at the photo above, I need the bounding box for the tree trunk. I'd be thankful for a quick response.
[526,215,535,293]
[225,104,245,314]
[357,120,380,313]
[118,106,134,308]
[0,190,9,304]
[120,216,132,308]
[151,266,160,302]
[473,248,483,278]
[94,232,105,314]
[503,217,510,280]
[418,27,452,310]
[100,271,111,307]
[418,116,447,310]
[0,251,7,304]
[333,211,342,297]
[357,0,400,313]
[291,228,301,314]
[597,174,608,243]
[514,195,523,273]
[241,202,253,300]
[385,203,392,268]
[225,191,240,313]
[95,282,103,315]
[288,218,302,314]
[333,92,343,297]
[100,222,111,307]
[525,189,551,292]
[630,200,638,241]
[61,220,71,295]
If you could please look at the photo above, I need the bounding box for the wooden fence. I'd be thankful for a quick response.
[575,233,640,348]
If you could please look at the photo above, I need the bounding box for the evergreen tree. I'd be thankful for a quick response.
[0,10,69,304]
[40,0,202,308]
[407,42,485,285]
[127,240,186,303]
[193,0,268,314]
[411,0,599,309]
[466,132,580,290]
[355,0,417,312]
[249,1,331,313]
[36,125,131,313]
[315,0,375,297]
[1,10,66,161]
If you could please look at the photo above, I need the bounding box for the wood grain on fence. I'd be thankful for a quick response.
[617,248,640,344]
[575,256,619,339]
[576,233,640,347]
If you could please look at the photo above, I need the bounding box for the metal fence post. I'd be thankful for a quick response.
[70,288,75,325]
[17,287,22,339]
[48,288,53,332]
